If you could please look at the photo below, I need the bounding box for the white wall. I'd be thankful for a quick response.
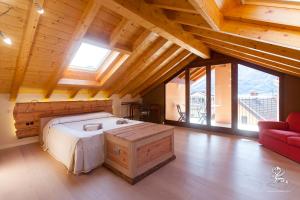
[0,91,141,149]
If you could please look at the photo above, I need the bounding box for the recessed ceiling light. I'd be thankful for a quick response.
[33,0,45,14]
[0,31,12,45]
[37,6,44,14]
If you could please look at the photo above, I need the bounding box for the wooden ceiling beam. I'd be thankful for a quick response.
[190,68,205,80]
[97,53,129,83]
[207,43,300,77]
[110,18,133,47]
[88,89,100,98]
[90,53,129,98]
[129,50,191,96]
[99,31,156,90]
[164,10,209,28]
[222,19,300,50]
[187,0,223,30]
[145,0,197,14]
[139,54,198,96]
[95,51,120,80]
[69,88,81,99]
[191,69,206,81]
[85,34,133,54]
[10,0,45,101]
[119,44,182,97]
[184,25,300,62]
[107,37,168,96]
[174,13,300,51]
[195,35,300,70]
[180,67,199,80]
[63,70,96,80]
[44,0,101,98]
[224,5,300,32]
[98,0,210,58]
[58,79,102,88]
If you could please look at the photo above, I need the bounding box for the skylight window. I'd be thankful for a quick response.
[69,42,111,72]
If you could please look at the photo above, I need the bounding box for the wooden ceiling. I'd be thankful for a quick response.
[0,0,299,100]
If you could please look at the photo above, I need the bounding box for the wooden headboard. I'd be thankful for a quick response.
[13,100,113,138]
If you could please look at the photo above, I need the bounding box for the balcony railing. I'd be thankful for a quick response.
[189,96,278,130]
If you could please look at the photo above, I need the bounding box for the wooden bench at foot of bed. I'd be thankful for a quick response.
[103,123,175,184]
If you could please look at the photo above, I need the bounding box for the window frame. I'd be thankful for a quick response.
[164,54,283,137]
[68,41,112,72]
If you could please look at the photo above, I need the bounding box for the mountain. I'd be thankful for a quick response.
[190,65,279,96]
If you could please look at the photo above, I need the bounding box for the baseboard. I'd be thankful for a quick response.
[0,137,39,150]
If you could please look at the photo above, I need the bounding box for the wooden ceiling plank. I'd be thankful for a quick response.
[100,30,156,90]
[131,50,192,96]
[85,34,133,54]
[207,43,300,77]
[187,0,223,30]
[244,0,300,9]
[145,0,197,13]
[132,51,193,97]
[10,0,45,101]
[58,78,102,88]
[224,5,300,31]
[119,44,181,97]
[222,19,300,49]
[175,14,300,50]
[184,25,300,62]
[98,0,210,58]
[139,54,198,96]
[108,37,168,96]
[195,35,300,70]
[44,0,101,98]
[164,10,210,28]
[109,18,133,47]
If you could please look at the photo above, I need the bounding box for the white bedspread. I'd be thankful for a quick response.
[42,112,141,174]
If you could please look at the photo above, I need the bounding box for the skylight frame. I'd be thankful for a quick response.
[68,41,112,72]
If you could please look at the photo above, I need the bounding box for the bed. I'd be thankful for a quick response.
[42,112,142,174]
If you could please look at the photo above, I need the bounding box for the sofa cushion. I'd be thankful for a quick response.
[287,137,300,148]
[263,129,300,143]
[286,112,300,133]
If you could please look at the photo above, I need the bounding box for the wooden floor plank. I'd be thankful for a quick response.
[0,127,300,200]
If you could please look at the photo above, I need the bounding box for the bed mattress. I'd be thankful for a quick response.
[42,112,141,174]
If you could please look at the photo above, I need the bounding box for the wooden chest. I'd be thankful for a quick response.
[104,123,175,184]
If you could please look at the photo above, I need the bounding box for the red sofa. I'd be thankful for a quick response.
[258,112,300,163]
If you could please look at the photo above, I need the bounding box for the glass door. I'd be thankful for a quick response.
[189,67,207,125]
[165,71,186,122]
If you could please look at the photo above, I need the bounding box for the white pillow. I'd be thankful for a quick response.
[49,112,113,125]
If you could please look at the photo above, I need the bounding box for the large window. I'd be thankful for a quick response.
[165,72,186,122]
[189,67,207,125]
[164,59,281,135]
[238,64,279,131]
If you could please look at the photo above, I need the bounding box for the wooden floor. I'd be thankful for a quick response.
[1,127,300,200]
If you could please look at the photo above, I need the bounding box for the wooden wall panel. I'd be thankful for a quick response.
[13,100,113,138]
